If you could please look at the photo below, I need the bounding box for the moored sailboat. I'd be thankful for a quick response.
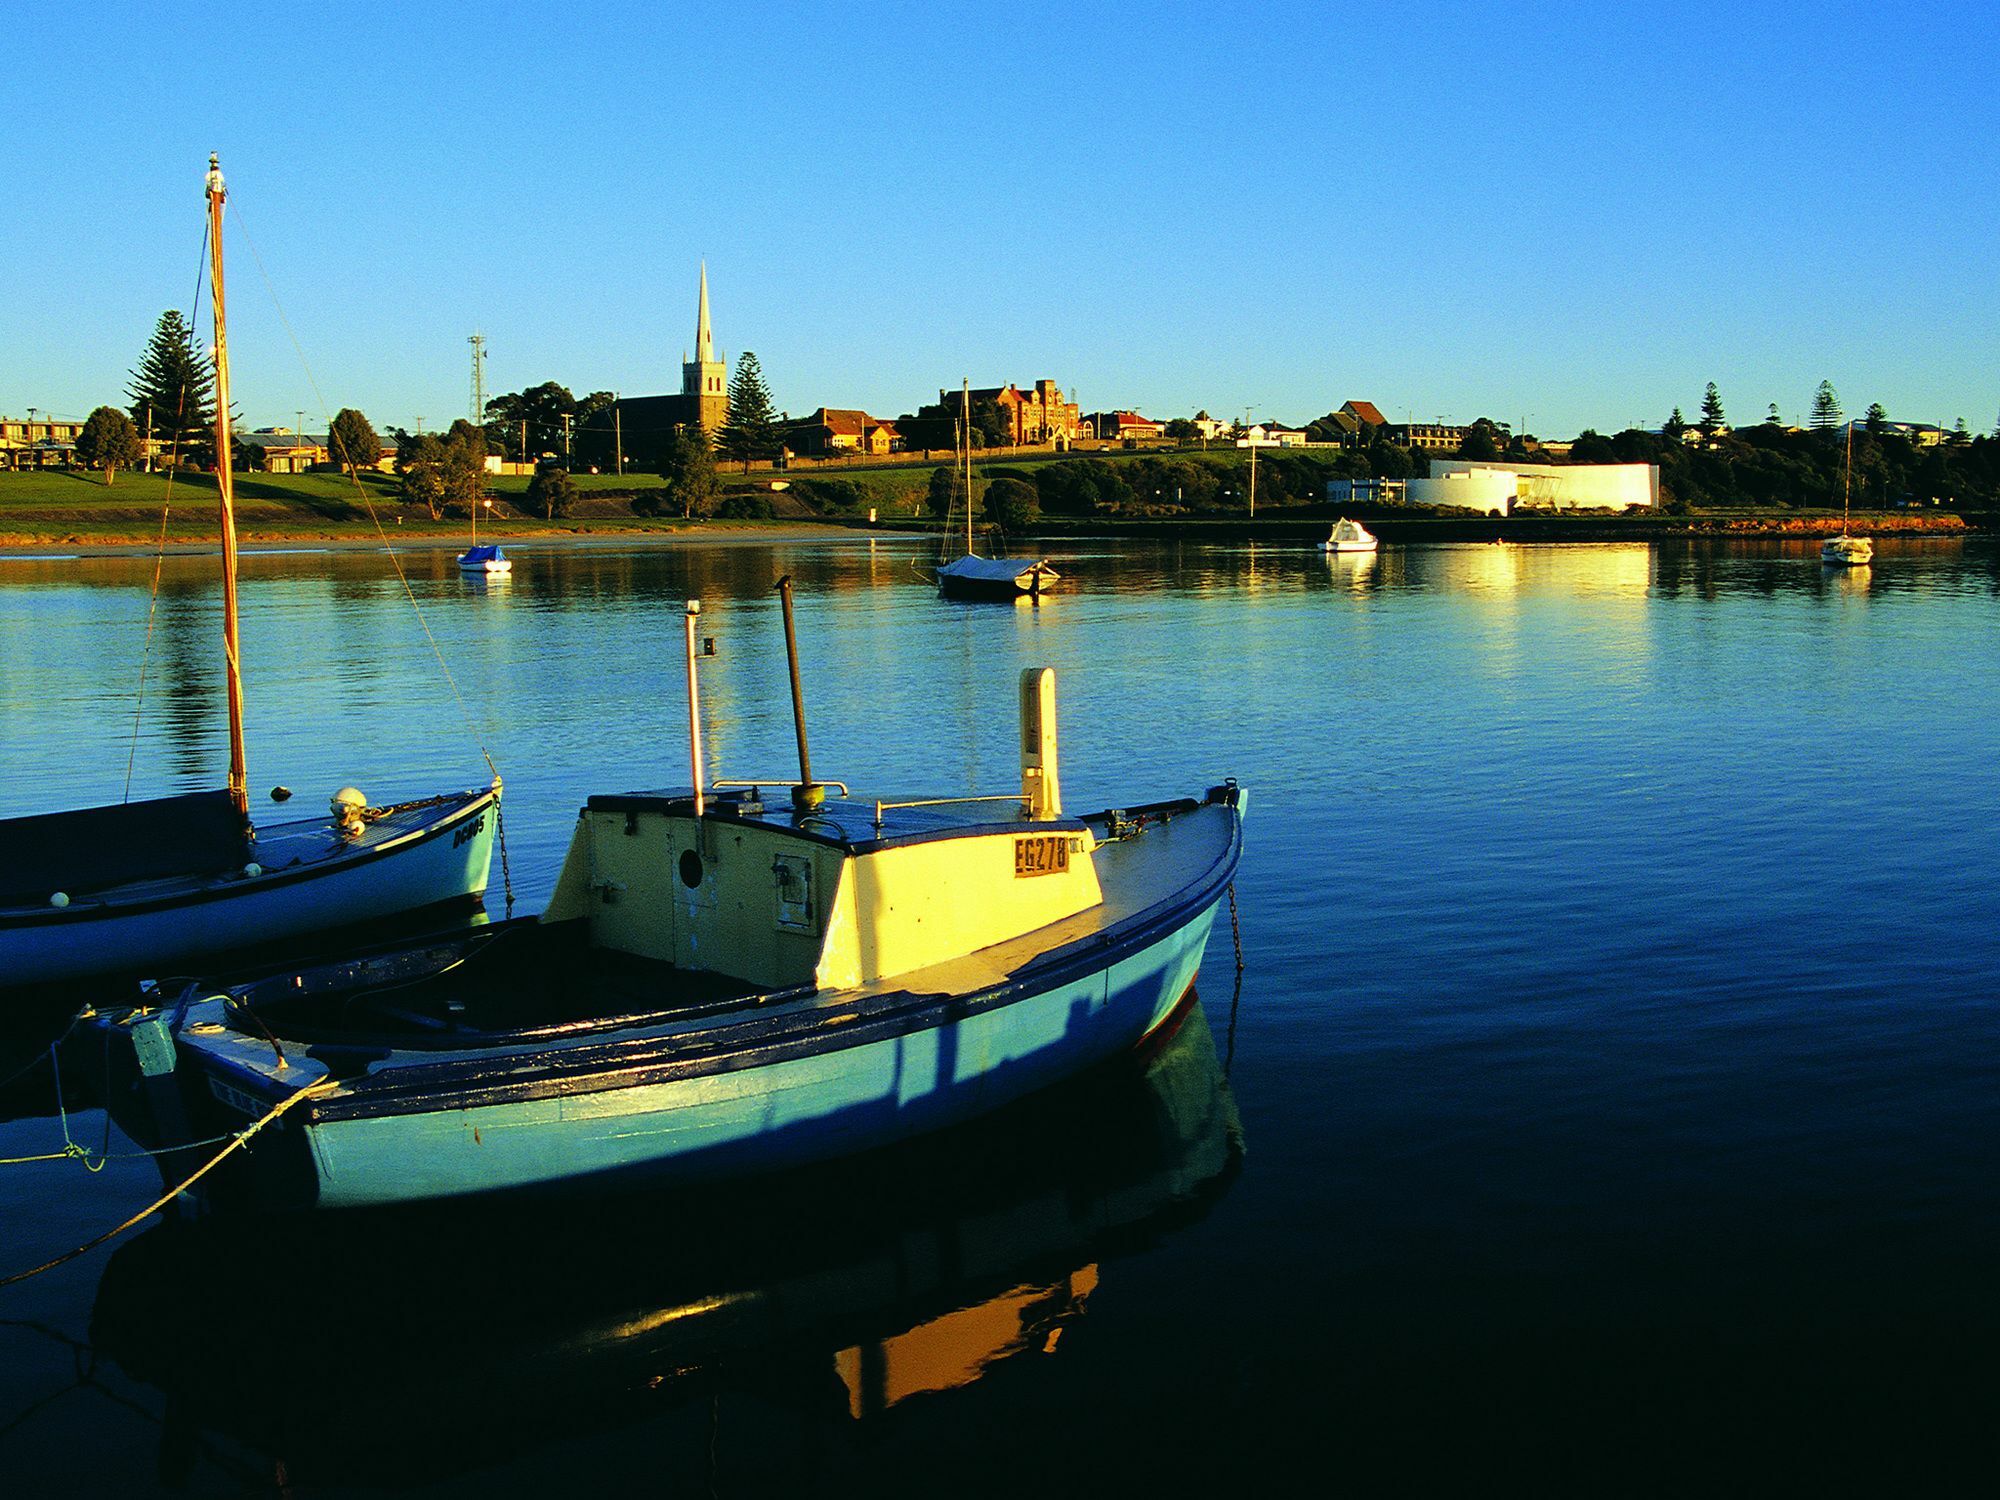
[0,155,500,996]
[936,380,1060,600]
[1821,424,1873,567]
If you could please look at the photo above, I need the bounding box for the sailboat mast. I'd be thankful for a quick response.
[962,378,973,558]
[1843,422,1853,528]
[206,153,249,816]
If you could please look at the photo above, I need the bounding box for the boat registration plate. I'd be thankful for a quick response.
[208,1076,263,1118]
[1014,835,1071,877]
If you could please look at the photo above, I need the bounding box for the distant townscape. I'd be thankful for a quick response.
[6,267,1999,522]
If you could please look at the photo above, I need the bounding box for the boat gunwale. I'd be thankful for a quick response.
[208,790,1245,1123]
[581,790,1096,858]
[0,787,498,928]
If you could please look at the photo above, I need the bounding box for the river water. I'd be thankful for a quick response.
[2,533,1999,1493]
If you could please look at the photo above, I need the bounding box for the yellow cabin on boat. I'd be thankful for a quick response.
[542,667,1103,993]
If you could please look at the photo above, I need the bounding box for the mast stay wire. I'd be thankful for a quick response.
[218,196,515,916]
[121,221,215,803]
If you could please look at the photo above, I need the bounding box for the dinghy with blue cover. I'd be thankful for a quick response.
[95,646,1244,1210]
[456,543,512,574]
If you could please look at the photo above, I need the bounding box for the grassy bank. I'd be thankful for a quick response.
[0,468,742,546]
[0,467,1979,549]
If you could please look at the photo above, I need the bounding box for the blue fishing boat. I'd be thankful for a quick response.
[0,155,500,997]
[96,646,1243,1210]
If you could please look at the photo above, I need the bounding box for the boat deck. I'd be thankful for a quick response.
[0,790,490,916]
[227,795,1239,1067]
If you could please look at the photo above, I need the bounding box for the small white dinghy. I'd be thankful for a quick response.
[1319,518,1378,554]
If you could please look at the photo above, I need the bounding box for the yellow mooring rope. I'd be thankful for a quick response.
[0,1075,336,1290]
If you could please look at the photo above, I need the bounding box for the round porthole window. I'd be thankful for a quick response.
[679,850,703,888]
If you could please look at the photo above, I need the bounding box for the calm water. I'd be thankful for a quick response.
[3,534,2000,1493]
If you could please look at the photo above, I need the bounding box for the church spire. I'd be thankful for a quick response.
[695,261,713,365]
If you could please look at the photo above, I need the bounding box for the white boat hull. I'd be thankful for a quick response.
[0,788,497,989]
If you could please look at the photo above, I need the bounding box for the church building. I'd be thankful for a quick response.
[589,265,729,471]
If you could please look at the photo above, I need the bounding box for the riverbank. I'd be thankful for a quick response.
[0,468,1982,552]
[0,522,870,558]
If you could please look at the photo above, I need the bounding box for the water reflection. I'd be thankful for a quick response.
[89,1003,1241,1487]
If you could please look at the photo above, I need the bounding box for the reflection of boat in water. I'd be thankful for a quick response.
[90,1000,1242,1487]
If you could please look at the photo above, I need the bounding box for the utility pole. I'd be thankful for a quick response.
[414,415,424,437]
[296,409,305,473]
[519,419,528,467]
[143,407,152,472]
[468,333,486,426]
[562,411,572,464]
[614,405,623,476]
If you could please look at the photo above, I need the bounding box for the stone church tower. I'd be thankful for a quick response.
[681,262,728,434]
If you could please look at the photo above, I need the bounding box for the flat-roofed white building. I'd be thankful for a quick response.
[1409,459,1658,515]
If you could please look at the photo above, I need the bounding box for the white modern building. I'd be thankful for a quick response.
[1404,460,1659,515]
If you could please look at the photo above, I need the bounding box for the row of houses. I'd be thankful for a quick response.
[0,415,84,468]
[0,417,400,474]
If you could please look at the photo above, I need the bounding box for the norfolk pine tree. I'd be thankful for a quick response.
[127,310,214,460]
[718,352,779,471]
[1698,383,1725,437]
[1810,381,1842,432]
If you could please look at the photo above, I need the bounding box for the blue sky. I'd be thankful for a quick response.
[5,0,1996,439]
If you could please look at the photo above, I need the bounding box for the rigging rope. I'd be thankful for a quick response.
[0,1074,336,1289]
[221,198,515,916]
[122,221,214,802]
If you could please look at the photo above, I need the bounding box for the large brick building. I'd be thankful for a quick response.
[918,379,1079,446]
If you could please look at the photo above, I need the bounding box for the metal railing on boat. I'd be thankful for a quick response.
[869,794,1027,832]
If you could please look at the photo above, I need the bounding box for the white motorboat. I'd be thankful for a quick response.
[1319,517,1378,553]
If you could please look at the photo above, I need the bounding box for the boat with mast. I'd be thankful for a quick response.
[457,494,511,573]
[0,154,501,997]
[1821,424,1873,566]
[936,380,1060,601]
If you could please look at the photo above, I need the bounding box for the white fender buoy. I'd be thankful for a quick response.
[50,891,70,908]
[244,862,263,878]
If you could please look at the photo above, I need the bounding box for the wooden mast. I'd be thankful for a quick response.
[961,378,973,559]
[206,153,249,816]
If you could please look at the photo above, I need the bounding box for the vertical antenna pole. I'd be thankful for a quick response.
[206,153,249,817]
[774,575,822,810]
[684,600,705,817]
